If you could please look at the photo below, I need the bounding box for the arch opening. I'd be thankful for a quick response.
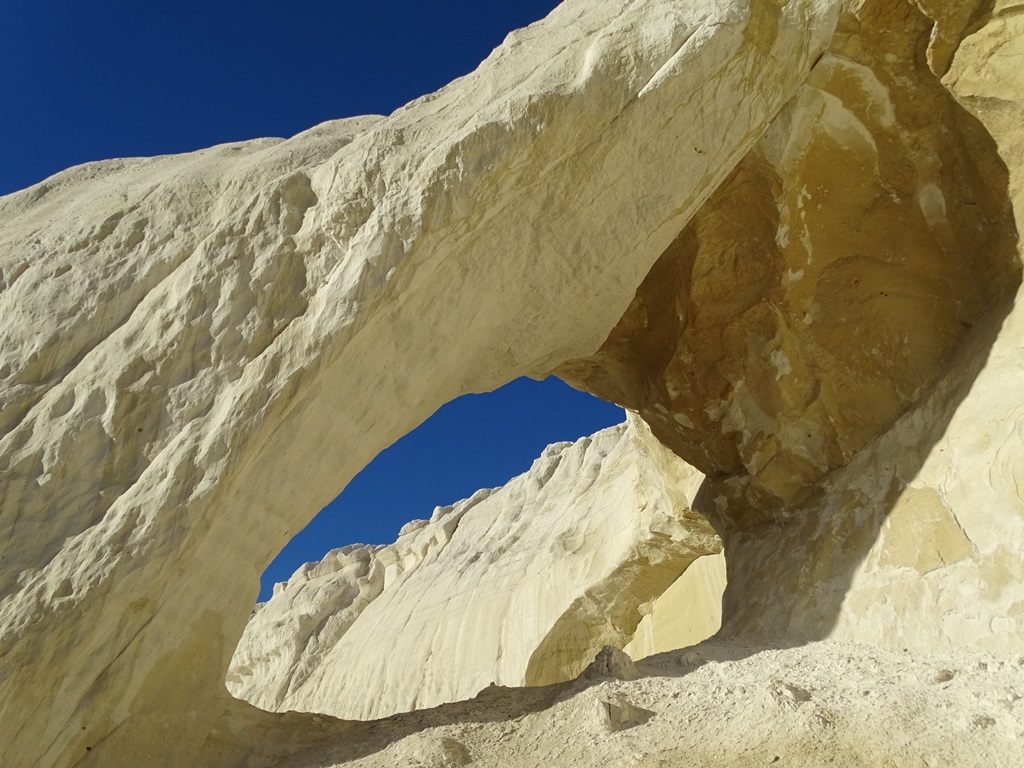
[254,377,623,603]
[228,377,728,721]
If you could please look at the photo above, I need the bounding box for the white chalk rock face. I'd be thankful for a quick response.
[625,550,726,659]
[0,1,840,765]
[228,416,720,720]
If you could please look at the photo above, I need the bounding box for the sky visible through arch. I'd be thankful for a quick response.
[2,0,627,601]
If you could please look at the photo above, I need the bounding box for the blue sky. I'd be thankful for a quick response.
[1,1,626,601]
[2,0,564,195]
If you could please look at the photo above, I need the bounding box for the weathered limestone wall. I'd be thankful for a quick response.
[718,0,1024,650]
[718,293,1024,649]
[0,1,839,766]
[560,0,1019,517]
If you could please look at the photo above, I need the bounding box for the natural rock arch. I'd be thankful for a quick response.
[230,0,1024,723]
[0,2,838,765]
[2,0,1023,766]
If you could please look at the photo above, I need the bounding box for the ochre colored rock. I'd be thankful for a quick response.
[710,0,1024,652]
[558,0,1019,517]
[553,0,1024,654]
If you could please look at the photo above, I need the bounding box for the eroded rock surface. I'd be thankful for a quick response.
[0,1,839,766]
[625,550,726,659]
[228,417,718,720]
[718,0,1024,651]
[2,0,1022,765]
[559,0,1019,517]
[556,0,1024,651]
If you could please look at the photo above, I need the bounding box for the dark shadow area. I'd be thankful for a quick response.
[213,639,782,766]
[704,0,1023,639]
[211,682,573,767]
[708,283,1018,646]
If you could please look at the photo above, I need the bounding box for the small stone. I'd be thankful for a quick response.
[769,679,812,707]
[812,709,836,729]
[583,646,639,682]
[972,714,996,729]
[933,669,956,684]
[407,736,472,768]
[597,694,654,732]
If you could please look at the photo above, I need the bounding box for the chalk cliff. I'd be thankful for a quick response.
[228,416,721,720]
[1,0,1022,766]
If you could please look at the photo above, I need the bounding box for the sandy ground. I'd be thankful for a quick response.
[289,639,1024,768]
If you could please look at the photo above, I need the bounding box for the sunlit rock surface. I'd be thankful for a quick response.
[0,1,839,766]
[228,416,719,720]
[2,0,1023,765]
[624,550,726,659]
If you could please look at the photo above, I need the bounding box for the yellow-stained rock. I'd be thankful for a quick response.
[559,0,1019,517]
[625,551,727,659]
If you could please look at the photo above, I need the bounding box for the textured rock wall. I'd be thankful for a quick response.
[0,1,839,766]
[228,416,719,720]
[559,0,1019,517]
[3,0,1020,763]
[559,0,1024,651]
[718,0,1024,650]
